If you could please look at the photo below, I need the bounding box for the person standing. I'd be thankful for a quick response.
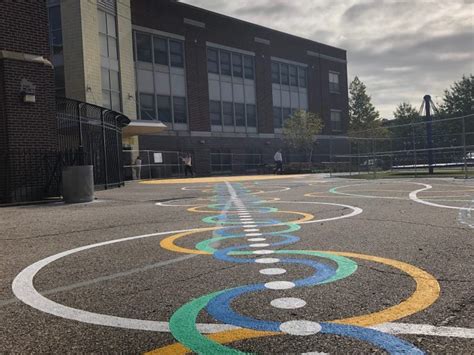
[181,153,194,177]
[134,156,142,180]
[274,149,283,174]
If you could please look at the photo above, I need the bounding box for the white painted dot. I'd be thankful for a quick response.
[255,258,280,264]
[247,238,266,242]
[245,233,262,237]
[259,268,286,275]
[249,243,270,248]
[271,297,306,309]
[264,281,295,290]
[253,250,275,255]
[279,320,322,336]
[244,229,260,232]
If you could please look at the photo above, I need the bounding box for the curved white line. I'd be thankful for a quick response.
[271,200,363,224]
[409,184,472,211]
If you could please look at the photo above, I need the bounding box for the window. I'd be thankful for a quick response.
[210,101,222,125]
[223,102,234,126]
[244,56,254,80]
[331,110,342,131]
[170,40,184,68]
[232,53,243,77]
[329,72,340,93]
[101,68,121,111]
[298,67,307,88]
[136,33,152,62]
[139,93,155,120]
[157,95,171,122]
[273,107,282,128]
[271,62,280,84]
[246,104,257,127]
[235,103,245,126]
[98,11,118,60]
[48,6,63,54]
[173,96,187,123]
[220,51,231,76]
[280,64,289,85]
[282,107,292,125]
[289,65,298,86]
[207,48,219,74]
[154,37,168,65]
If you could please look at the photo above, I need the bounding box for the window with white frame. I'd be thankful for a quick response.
[134,30,187,126]
[207,45,257,132]
[329,71,340,93]
[99,8,121,112]
[271,60,308,131]
[331,110,342,132]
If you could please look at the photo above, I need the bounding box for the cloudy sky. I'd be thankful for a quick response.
[181,0,473,118]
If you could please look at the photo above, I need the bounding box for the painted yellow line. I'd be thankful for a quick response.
[146,329,278,355]
[140,175,305,185]
[146,251,440,354]
[159,228,219,255]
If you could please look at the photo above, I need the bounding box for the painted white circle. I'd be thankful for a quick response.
[246,233,262,237]
[264,281,296,290]
[255,258,280,264]
[271,297,306,309]
[253,250,275,255]
[247,238,266,242]
[279,320,322,336]
[249,243,270,248]
[260,268,286,275]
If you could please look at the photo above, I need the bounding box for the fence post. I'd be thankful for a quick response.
[329,136,333,177]
[145,150,149,180]
[77,102,84,165]
[349,138,352,176]
[115,117,122,186]
[357,139,360,175]
[101,110,109,189]
[372,138,376,179]
[412,123,417,178]
[462,116,468,179]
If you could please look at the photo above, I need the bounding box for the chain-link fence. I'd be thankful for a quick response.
[332,114,474,179]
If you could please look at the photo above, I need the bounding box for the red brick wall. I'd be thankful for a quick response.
[131,0,348,135]
[0,2,57,202]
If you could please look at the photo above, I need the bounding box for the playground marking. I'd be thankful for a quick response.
[141,175,306,185]
[409,184,473,211]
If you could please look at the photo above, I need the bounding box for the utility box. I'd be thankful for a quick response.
[62,166,94,203]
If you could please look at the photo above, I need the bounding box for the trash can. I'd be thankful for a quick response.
[62,165,94,203]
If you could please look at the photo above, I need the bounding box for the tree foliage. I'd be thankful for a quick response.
[349,76,386,137]
[440,74,474,117]
[283,110,324,162]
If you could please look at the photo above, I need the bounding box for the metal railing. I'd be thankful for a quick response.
[331,114,474,179]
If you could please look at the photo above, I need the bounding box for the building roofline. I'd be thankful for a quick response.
[171,1,347,56]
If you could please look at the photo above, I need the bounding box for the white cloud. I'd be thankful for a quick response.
[181,0,474,118]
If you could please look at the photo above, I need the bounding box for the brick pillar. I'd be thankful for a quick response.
[185,26,210,132]
[0,2,57,203]
[255,44,273,134]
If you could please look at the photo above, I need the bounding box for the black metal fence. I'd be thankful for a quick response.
[57,97,129,189]
[0,98,129,204]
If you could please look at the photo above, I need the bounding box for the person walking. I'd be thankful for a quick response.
[274,149,283,174]
[134,156,142,180]
[181,153,194,177]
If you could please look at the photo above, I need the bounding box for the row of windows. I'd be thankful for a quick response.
[139,94,187,123]
[207,48,255,80]
[135,32,184,68]
[272,62,307,88]
[209,101,257,127]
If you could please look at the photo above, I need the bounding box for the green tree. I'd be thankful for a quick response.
[440,74,474,117]
[389,102,421,152]
[349,76,385,137]
[283,110,324,162]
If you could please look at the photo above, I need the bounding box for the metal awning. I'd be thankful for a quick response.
[123,120,168,137]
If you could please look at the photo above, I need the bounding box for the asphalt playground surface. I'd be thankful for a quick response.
[1,174,473,354]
